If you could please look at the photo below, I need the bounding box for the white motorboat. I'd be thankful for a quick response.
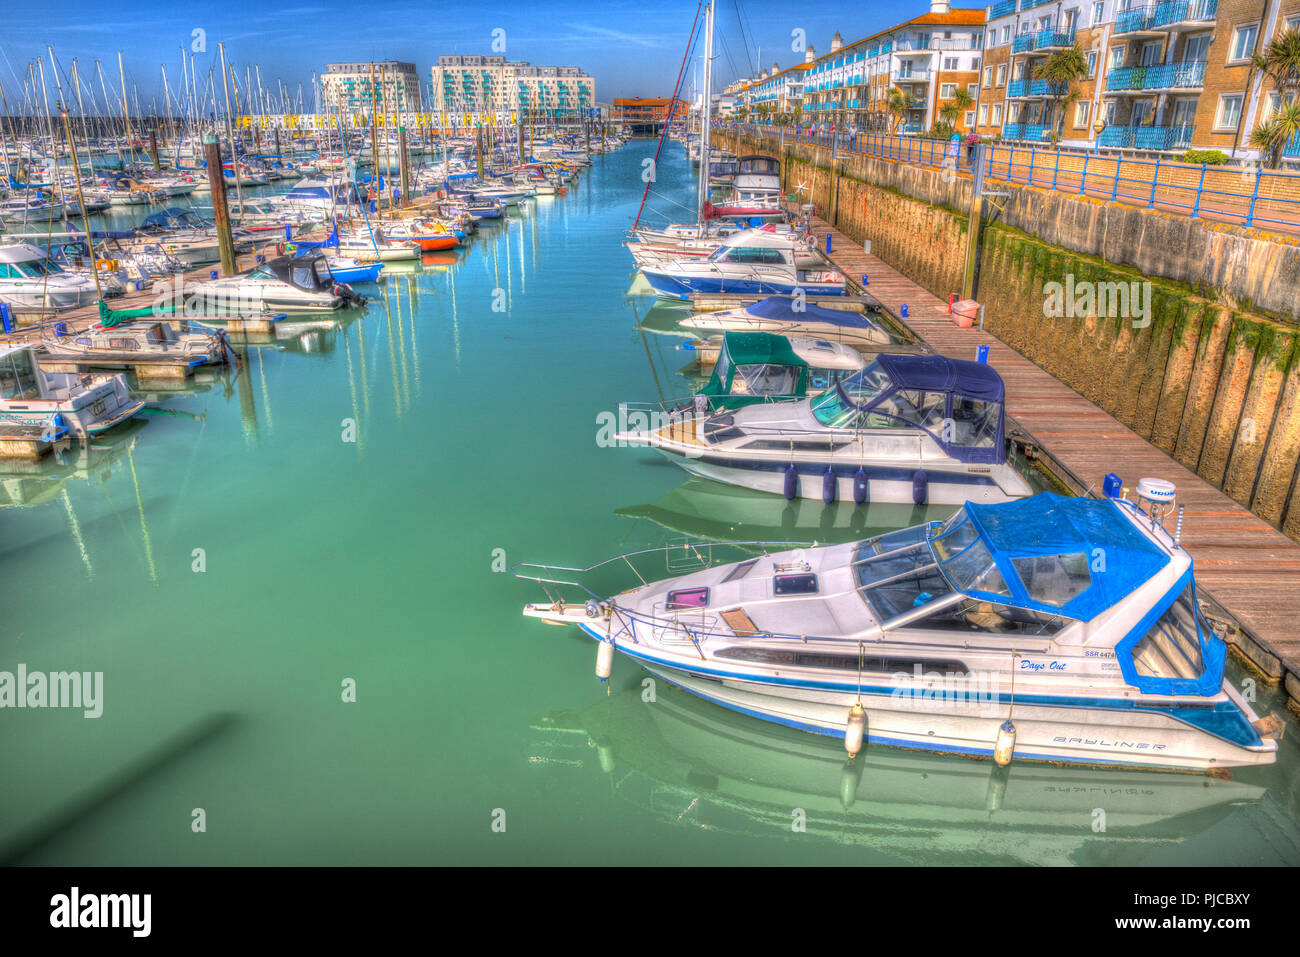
[0,343,144,437]
[681,295,893,349]
[0,244,98,315]
[516,486,1282,772]
[187,250,366,314]
[617,353,1034,505]
[639,229,845,300]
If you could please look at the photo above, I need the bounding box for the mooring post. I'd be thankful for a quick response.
[149,129,160,171]
[204,133,237,277]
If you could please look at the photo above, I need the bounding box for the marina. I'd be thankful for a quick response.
[2,0,1300,882]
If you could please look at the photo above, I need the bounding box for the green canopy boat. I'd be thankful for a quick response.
[695,331,866,411]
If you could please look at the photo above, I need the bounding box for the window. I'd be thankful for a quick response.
[1110,45,1125,69]
[968,83,978,98]
[940,83,957,97]
[984,66,993,87]
[1230,24,1258,62]
[1001,25,1011,43]
[1086,51,1097,77]
[1216,93,1243,130]
[992,102,1003,124]
[965,110,976,127]
[996,64,1007,86]
[1140,40,1162,66]
[1075,100,1090,127]
[1129,584,1205,681]
[1092,0,1104,25]
[1010,553,1092,608]
[979,104,989,125]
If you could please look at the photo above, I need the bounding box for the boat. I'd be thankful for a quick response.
[638,229,845,301]
[376,220,459,251]
[186,250,367,314]
[687,331,868,411]
[324,258,384,284]
[681,295,892,349]
[515,487,1283,772]
[0,343,144,437]
[40,303,234,367]
[0,244,98,315]
[618,353,1032,504]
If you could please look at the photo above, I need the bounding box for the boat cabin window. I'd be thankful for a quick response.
[810,363,891,427]
[730,363,799,396]
[807,367,857,391]
[1130,583,1205,680]
[0,350,41,399]
[709,245,788,265]
[1010,553,1092,608]
[950,396,1000,448]
[852,540,953,619]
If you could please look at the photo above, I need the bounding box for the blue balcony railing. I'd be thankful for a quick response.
[1285,134,1300,158]
[1001,123,1051,141]
[1013,35,1035,53]
[1035,30,1076,49]
[989,0,1017,18]
[1097,124,1194,150]
[1115,0,1218,34]
[1107,60,1207,91]
[1007,78,1066,97]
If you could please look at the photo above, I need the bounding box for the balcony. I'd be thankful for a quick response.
[989,0,1018,19]
[1014,29,1077,53]
[1097,124,1194,150]
[1002,123,1052,141]
[1020,0,1054,8]
[1105,60,1206,91]
[892,70,932,83]
[1287,134,1300,159]
[1114,0,1218,35]
[1007,78,1067,97]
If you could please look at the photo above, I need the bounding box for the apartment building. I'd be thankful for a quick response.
[428,55,595,120]
[796,3,986,134]
[977,0,1300,158]
[321,62,422,114]
[738,59,813,120]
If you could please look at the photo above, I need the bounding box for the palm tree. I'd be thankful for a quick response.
[886,86,914,134]
[1250,29,1300,168]
[1251,101,1300,169]
[1034,45,1089,144]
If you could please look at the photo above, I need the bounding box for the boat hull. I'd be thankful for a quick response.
[649,445,1027,505]
[640,268,845,301]
[640,662,1276,772]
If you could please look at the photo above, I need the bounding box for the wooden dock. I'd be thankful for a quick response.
[812,217,1300,706]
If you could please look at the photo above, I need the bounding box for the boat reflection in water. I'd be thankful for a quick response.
[617,476,952,545]
[531,681,1300,865]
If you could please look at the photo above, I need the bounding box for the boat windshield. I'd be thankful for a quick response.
[810,362,892,426]
[927,509,1012,597]
[13,258,62,278]
[730,363,799,396]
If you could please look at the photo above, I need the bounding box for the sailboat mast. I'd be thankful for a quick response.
[696,0,714,230]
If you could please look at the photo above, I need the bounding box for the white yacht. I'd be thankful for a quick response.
[517,487,1282,772]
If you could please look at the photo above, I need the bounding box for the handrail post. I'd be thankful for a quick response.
[1051,145,1060,189]
[1111,154,1120,200]
[1080,151,1089,193]
[1245,166,1261,227]
[1149,154,1160,208]
[1028,147,1035,186]
[1191,163,1206,218]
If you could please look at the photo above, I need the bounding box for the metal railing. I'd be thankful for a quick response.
[1106,61,1207,91]
[718,122,1300,233]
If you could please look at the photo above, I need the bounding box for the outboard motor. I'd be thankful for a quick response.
[333,282,367,308]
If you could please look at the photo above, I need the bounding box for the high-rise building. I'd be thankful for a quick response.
[428,55,595,119]
[321,61,422,114]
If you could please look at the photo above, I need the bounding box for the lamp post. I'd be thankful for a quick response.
[1092,117,1107,155]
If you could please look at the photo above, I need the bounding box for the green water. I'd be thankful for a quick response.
[3,142,1299,866]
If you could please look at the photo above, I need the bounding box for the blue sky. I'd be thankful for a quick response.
[1,0,924,108]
